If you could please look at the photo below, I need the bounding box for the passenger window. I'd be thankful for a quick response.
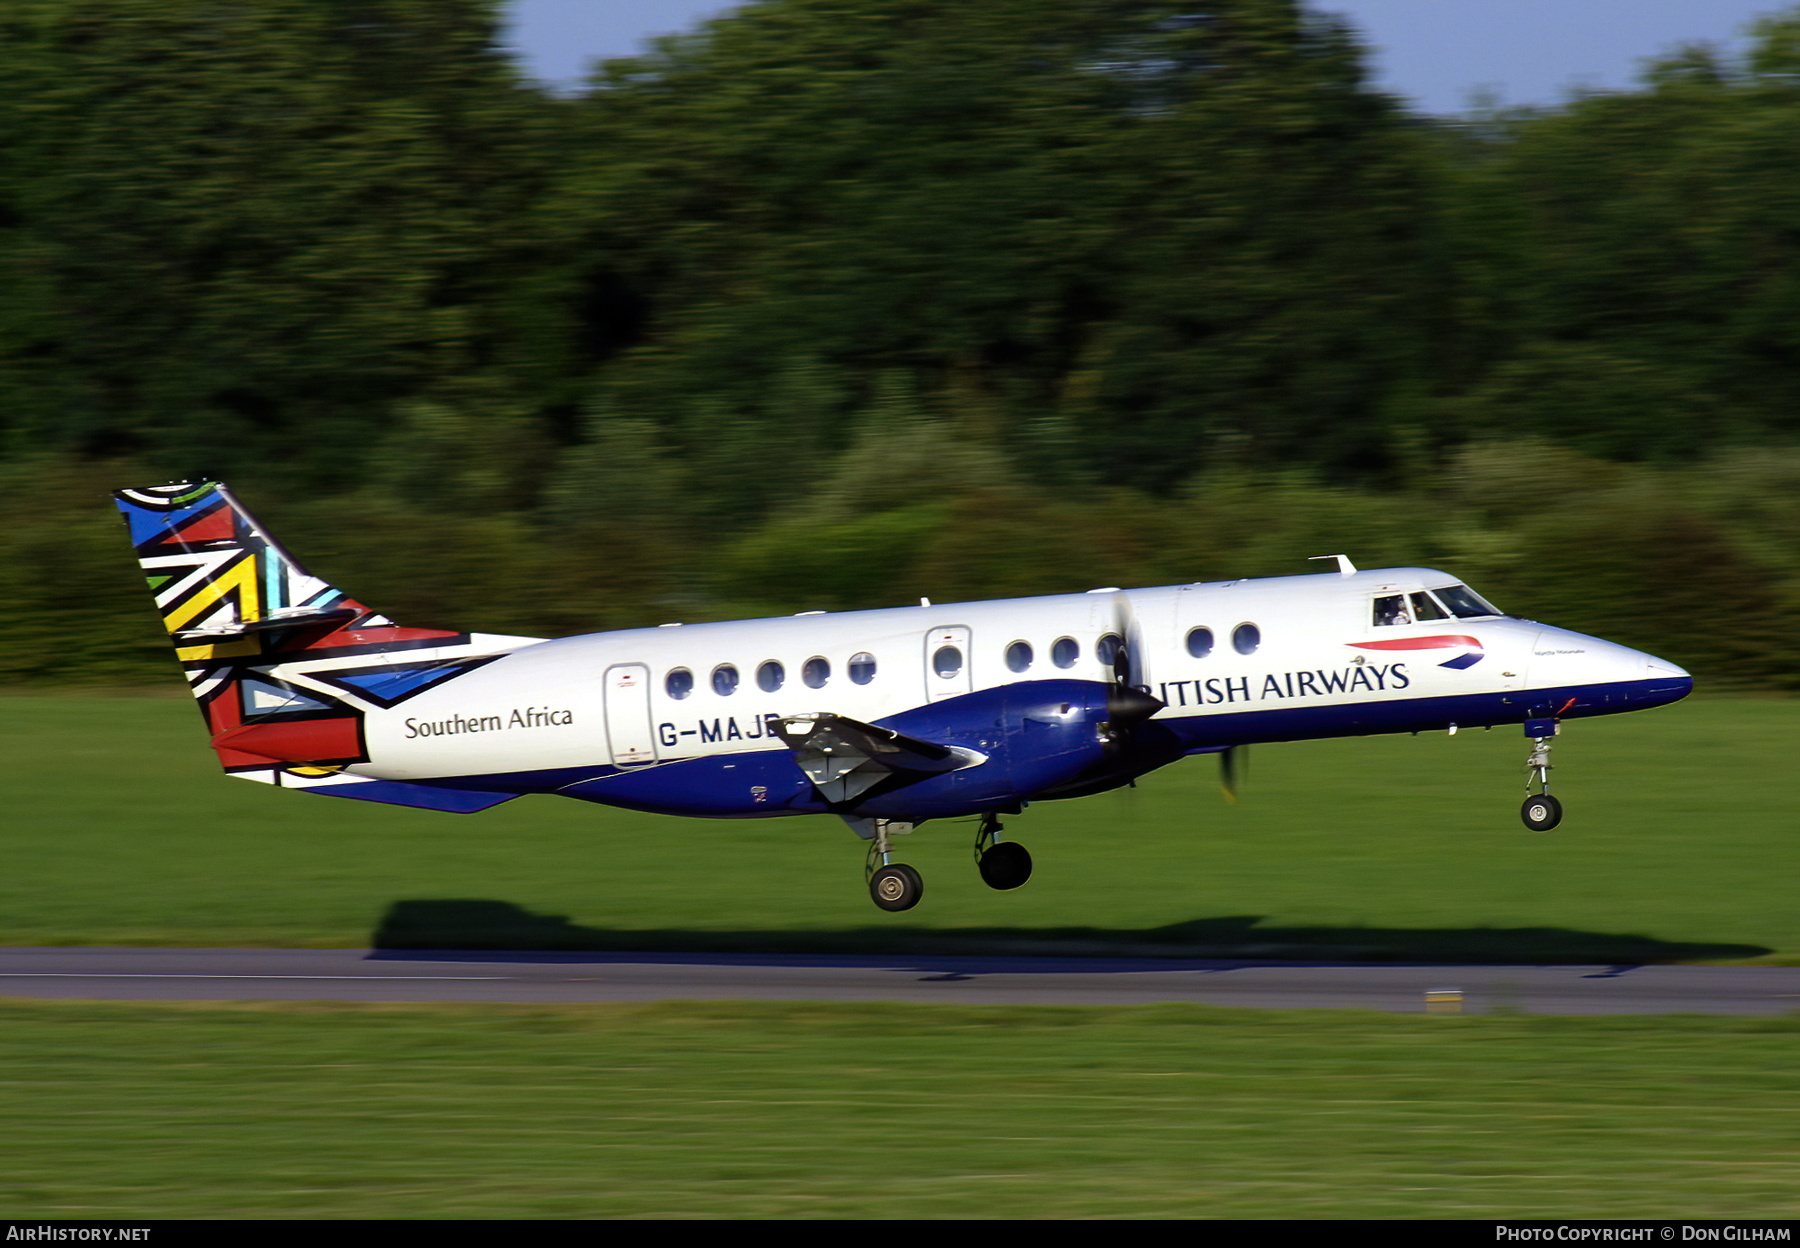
[1409,591,1449,622]
[1096,633,1123,666]
[933,646,963,678]
[1233,622,1260,655]
[849,652,876,685]
[1186,626,1214,659]
[712,664,739,696]
[1373,595,1412,627]
[1051,637,1079,669]
[803,656,830,688]
[757,660,784,693]
[665,668,694,700]
[1006,641,1033,673]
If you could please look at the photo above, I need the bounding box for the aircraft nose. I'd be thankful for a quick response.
[1526,627,1693,713]
[1529,627,1645,684]
[1631,650,1694,712]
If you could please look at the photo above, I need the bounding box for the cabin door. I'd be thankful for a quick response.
[603,663,658,766]
[924,625,973,702]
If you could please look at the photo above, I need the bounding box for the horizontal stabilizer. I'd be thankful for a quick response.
[773,713,975,806]
[172,606,362,642]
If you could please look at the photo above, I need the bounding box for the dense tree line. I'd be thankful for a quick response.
[1,0,1797,687]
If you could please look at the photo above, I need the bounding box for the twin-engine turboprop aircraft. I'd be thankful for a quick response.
[116,481,1693,911]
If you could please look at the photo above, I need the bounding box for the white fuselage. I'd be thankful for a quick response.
[325,568,1685,790]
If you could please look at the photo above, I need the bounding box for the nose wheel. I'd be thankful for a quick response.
[1521,792,1562,832]
[974,812,1033,890]
[1520,725,1563,832]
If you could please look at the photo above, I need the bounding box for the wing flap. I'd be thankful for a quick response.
[773,713,977,806]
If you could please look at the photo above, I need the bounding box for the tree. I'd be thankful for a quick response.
[0,0,549,486]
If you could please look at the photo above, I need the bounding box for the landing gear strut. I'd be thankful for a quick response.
[974,812,1033,891]
[865,819,923,911]
[1520,722,1563,832]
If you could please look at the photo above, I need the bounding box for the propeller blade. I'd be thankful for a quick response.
[1096,591,1162,757]
[1219,744,1248,804]
[1110,590,1144,689]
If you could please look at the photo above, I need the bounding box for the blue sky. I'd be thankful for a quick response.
[503,0,1790,114]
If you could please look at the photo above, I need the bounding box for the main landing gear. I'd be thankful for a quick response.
[856,811,1034,910]
[1520,720,1563,832]
[865,819,923,912]
[974,811,1033,891]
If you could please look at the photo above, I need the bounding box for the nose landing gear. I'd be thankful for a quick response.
[1520,719,1563,832]
[974,811,1033,890]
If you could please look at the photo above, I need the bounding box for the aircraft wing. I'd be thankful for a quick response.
[773,713,975,806]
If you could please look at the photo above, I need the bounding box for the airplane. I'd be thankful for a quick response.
[115,480,1693,912]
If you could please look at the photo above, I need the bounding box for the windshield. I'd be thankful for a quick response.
[1432,584,1502,619]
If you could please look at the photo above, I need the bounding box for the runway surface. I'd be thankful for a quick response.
[2,948,1797,1013]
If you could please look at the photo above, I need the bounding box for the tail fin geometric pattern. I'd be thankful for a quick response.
[114,481,531,812]
[115,481,371,648]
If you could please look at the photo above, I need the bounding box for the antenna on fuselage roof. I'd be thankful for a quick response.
[1309,554,1357,576]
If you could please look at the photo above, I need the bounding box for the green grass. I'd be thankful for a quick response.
[1,692,1796,959]
[4,695,1798,1220]
[0,998,1795,1218]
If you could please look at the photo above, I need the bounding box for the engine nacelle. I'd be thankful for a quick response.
[853,679,1169,821]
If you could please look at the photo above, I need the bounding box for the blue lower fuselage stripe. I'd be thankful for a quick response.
[381,676,1692,820]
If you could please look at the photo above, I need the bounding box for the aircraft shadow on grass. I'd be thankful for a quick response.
[369,899,1768,966]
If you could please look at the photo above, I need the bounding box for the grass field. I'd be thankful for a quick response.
[0,692,1795,960]
[3,692,1798,1220]
[1,998,1796,1218]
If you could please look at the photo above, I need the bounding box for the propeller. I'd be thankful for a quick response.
[1100,589,1163,744]
[1219,744,1248,804]
[1107,682,1163,727]
[1107,589,1145,691]
[1101,588,1232,796]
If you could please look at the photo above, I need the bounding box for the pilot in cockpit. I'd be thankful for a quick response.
[1373,594,1412,627]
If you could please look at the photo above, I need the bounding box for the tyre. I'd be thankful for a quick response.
[870,863,924,911]
[1521,793,1563,832]
[977,841,1033,891]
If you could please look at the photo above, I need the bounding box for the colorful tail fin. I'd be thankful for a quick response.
[116,481,374,647]
[114,481,535,812]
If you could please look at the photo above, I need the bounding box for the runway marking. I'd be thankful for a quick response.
[0,973,512,981]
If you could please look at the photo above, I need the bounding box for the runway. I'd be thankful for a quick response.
[1,948,1796,1013]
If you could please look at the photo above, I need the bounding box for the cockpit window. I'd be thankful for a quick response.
[1409,591,1449,622]
[1373,595,1412,627]
[1433,584,1502,619]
